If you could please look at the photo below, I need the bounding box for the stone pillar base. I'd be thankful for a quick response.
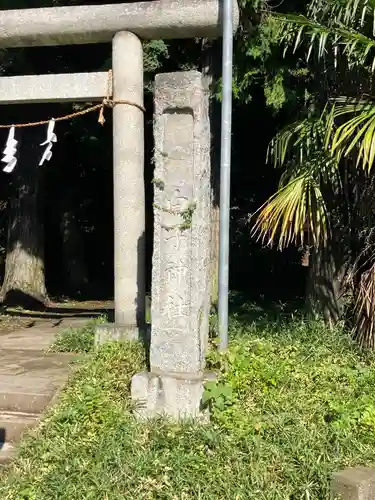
[332,467,375,500]
[95,323,141,345]
[131,371,214,421]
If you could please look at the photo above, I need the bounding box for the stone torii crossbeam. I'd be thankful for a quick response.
[0,0,231,46]
[0,0,239,419]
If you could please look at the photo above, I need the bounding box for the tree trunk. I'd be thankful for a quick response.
[306,242,349,327]
[0,132,47,308]
[60,207,88,296]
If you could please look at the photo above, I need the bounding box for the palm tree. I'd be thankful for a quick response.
[252,0,375,346]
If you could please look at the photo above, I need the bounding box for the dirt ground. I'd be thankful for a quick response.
[0,300,114,334]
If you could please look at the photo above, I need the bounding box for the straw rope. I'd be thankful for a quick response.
[0,70,145,129]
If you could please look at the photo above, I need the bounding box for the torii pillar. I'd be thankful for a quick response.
[112,31,145,335]
[96,31,145,342]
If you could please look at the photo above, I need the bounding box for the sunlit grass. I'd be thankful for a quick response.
[2,308,375,499]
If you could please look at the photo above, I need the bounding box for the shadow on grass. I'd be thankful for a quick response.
[226,292,307,329]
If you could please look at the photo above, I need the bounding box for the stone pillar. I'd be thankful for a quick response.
[131,71,212,420]
[95,31,145,344]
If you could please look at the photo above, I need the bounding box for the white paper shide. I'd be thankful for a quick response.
[39,119,57,166]
[1,126,18,173]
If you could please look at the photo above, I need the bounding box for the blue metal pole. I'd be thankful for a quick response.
[218,0,234,352]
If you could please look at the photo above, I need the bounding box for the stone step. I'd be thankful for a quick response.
[0,350,76,414]
[0,318,92,351]
[0,375,63,413]
[0,350,76,377]
[0,319,89,469]
[0,326,63,351]
[0,442,17,467]
[0,411,40,443]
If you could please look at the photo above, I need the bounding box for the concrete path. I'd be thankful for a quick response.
[0,317,90,465]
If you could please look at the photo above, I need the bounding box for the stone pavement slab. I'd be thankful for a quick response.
[0,411,39,443]
[0,350,75,376]
[0,316,91,466]
[0,443,17,465]
[0,351,76,413]
[0,374,68,413]
[0,318,89,351]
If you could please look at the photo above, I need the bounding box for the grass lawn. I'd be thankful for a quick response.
[2,305,375,499]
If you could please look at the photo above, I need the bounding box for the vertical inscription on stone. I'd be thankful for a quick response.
[151,72,211,376]
[159,110,193,331]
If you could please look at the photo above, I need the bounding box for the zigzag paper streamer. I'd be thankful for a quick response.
[39,119,57,166]
[1,127,18,173]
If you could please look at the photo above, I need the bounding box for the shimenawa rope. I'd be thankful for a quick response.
[0,70,145,129]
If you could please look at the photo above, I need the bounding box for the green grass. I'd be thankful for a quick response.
[3,309,375,499]
[48,316,106,353]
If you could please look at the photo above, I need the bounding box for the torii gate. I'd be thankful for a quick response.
[0,0,239,418]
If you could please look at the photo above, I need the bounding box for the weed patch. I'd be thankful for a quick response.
[49,316,106,353]
[3,315,375,499]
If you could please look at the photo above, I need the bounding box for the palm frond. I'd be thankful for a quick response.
[268,108,331,168]
[326,99,375,171]
[252,109,341,250]
[251,172,329,250]
[275,13,375,69]
[308,0,375,27]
